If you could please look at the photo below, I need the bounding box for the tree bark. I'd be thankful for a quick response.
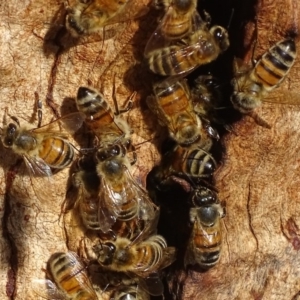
[173,0,300,299]
[1,0,300,299]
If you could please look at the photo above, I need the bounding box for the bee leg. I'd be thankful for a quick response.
[247,111,271,129]
[36,97,43,128]
[130,151,137,165]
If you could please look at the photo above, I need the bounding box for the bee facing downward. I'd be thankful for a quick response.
[231,37,297,126]
[185,187,225,269]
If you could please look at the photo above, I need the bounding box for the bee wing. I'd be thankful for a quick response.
[160,247,177,269]
[21,155,66,204]
[144,7,203,56]
[103,1,149,26]
[31,112,84,136]
[138,273,164,296]
[98,178,120,233]
[262,90,300,105]
[23,154,52,177]
[31,279,65,300]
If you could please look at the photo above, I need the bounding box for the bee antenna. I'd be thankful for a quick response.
[226,8,234,30]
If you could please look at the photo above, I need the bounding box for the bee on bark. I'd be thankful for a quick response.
[92,143,158,235]
[153,141,217,190]
[144,16,230,76]
[147,78,218,147]
[32,251,97,300]
[231,37,297,127]
[0,111,83,176]
[76,86,133,146]
[0,109,83,201]
[71,153,160,242]
[111,285,150,300]
[152,0,200,40]
[91,235,176,280]
[185,187,225,269]
[65,0,148,37]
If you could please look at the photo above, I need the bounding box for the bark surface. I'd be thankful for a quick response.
[1,0,300,300]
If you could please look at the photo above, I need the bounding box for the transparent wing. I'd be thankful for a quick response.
[23,154,52,177]
[138,273,164,296]
[31,279,64,300]
[103,1,149,26]
[22,154,58,203]
[262,90,300,105]
[98,177,123,233]
[32,112,84,136]
[144,6,204,56]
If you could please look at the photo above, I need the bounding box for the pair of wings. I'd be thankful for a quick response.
[144,5,212,76]
[32,252,97,300]
[233,57,300,105]
[19,112,84,203]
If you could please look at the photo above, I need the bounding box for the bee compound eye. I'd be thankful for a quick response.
[213,27,229,51]
[96,150,107,162]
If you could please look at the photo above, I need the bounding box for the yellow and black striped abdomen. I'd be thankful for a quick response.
[182,147,216,178]
[161,13,192,40]
[49,252,97,300]
[39,137,74,169]
[157,82,190,116]
[254,38,296,91]
[193,219,221,267]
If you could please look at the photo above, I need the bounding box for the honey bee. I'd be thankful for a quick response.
[72,153,160,242]
[154,141,217,190]
[91,234,176,279]
[76,86,132,146]
[231,38,297,126]
[144,20,230,76]
[147,78,217,147]
[0,111,83,177]
[185,187,225,269]
[94,143,158,234]
[111,285,150,300]
[153,0,200,40]
[65,0,148,37]
[32,251,97,300]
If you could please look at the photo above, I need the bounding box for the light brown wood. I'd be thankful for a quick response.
[1,0,300,299]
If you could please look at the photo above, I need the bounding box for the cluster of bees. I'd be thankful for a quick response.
[1,0,298,299]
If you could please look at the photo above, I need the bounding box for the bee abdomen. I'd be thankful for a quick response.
[49,253,91,298]
[40,138,74,169]
[79,199,102,230]
[255,38,296,89]
[184,149,216,177]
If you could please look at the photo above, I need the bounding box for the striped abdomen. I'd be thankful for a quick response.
[167,145,216,178]
[154,80,199,143]
[134,235,167,273]
[79,196,101,231]
[146,30,219,76]
[161,6,194,40]
[76,86,123,138]
[49,252,97,300]
[39,137,74,169]
[192,217,222,268]
[253,38,296,91]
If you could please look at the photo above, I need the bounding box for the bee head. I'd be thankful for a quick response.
[2,123,17,148]
[191,187,218,207]
[211,26,230,52]
[173,0,196,13]
[93,242,116,266]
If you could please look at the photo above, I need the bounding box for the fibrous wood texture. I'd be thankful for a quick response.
[175,0,300,299]
[1,0,300,300]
